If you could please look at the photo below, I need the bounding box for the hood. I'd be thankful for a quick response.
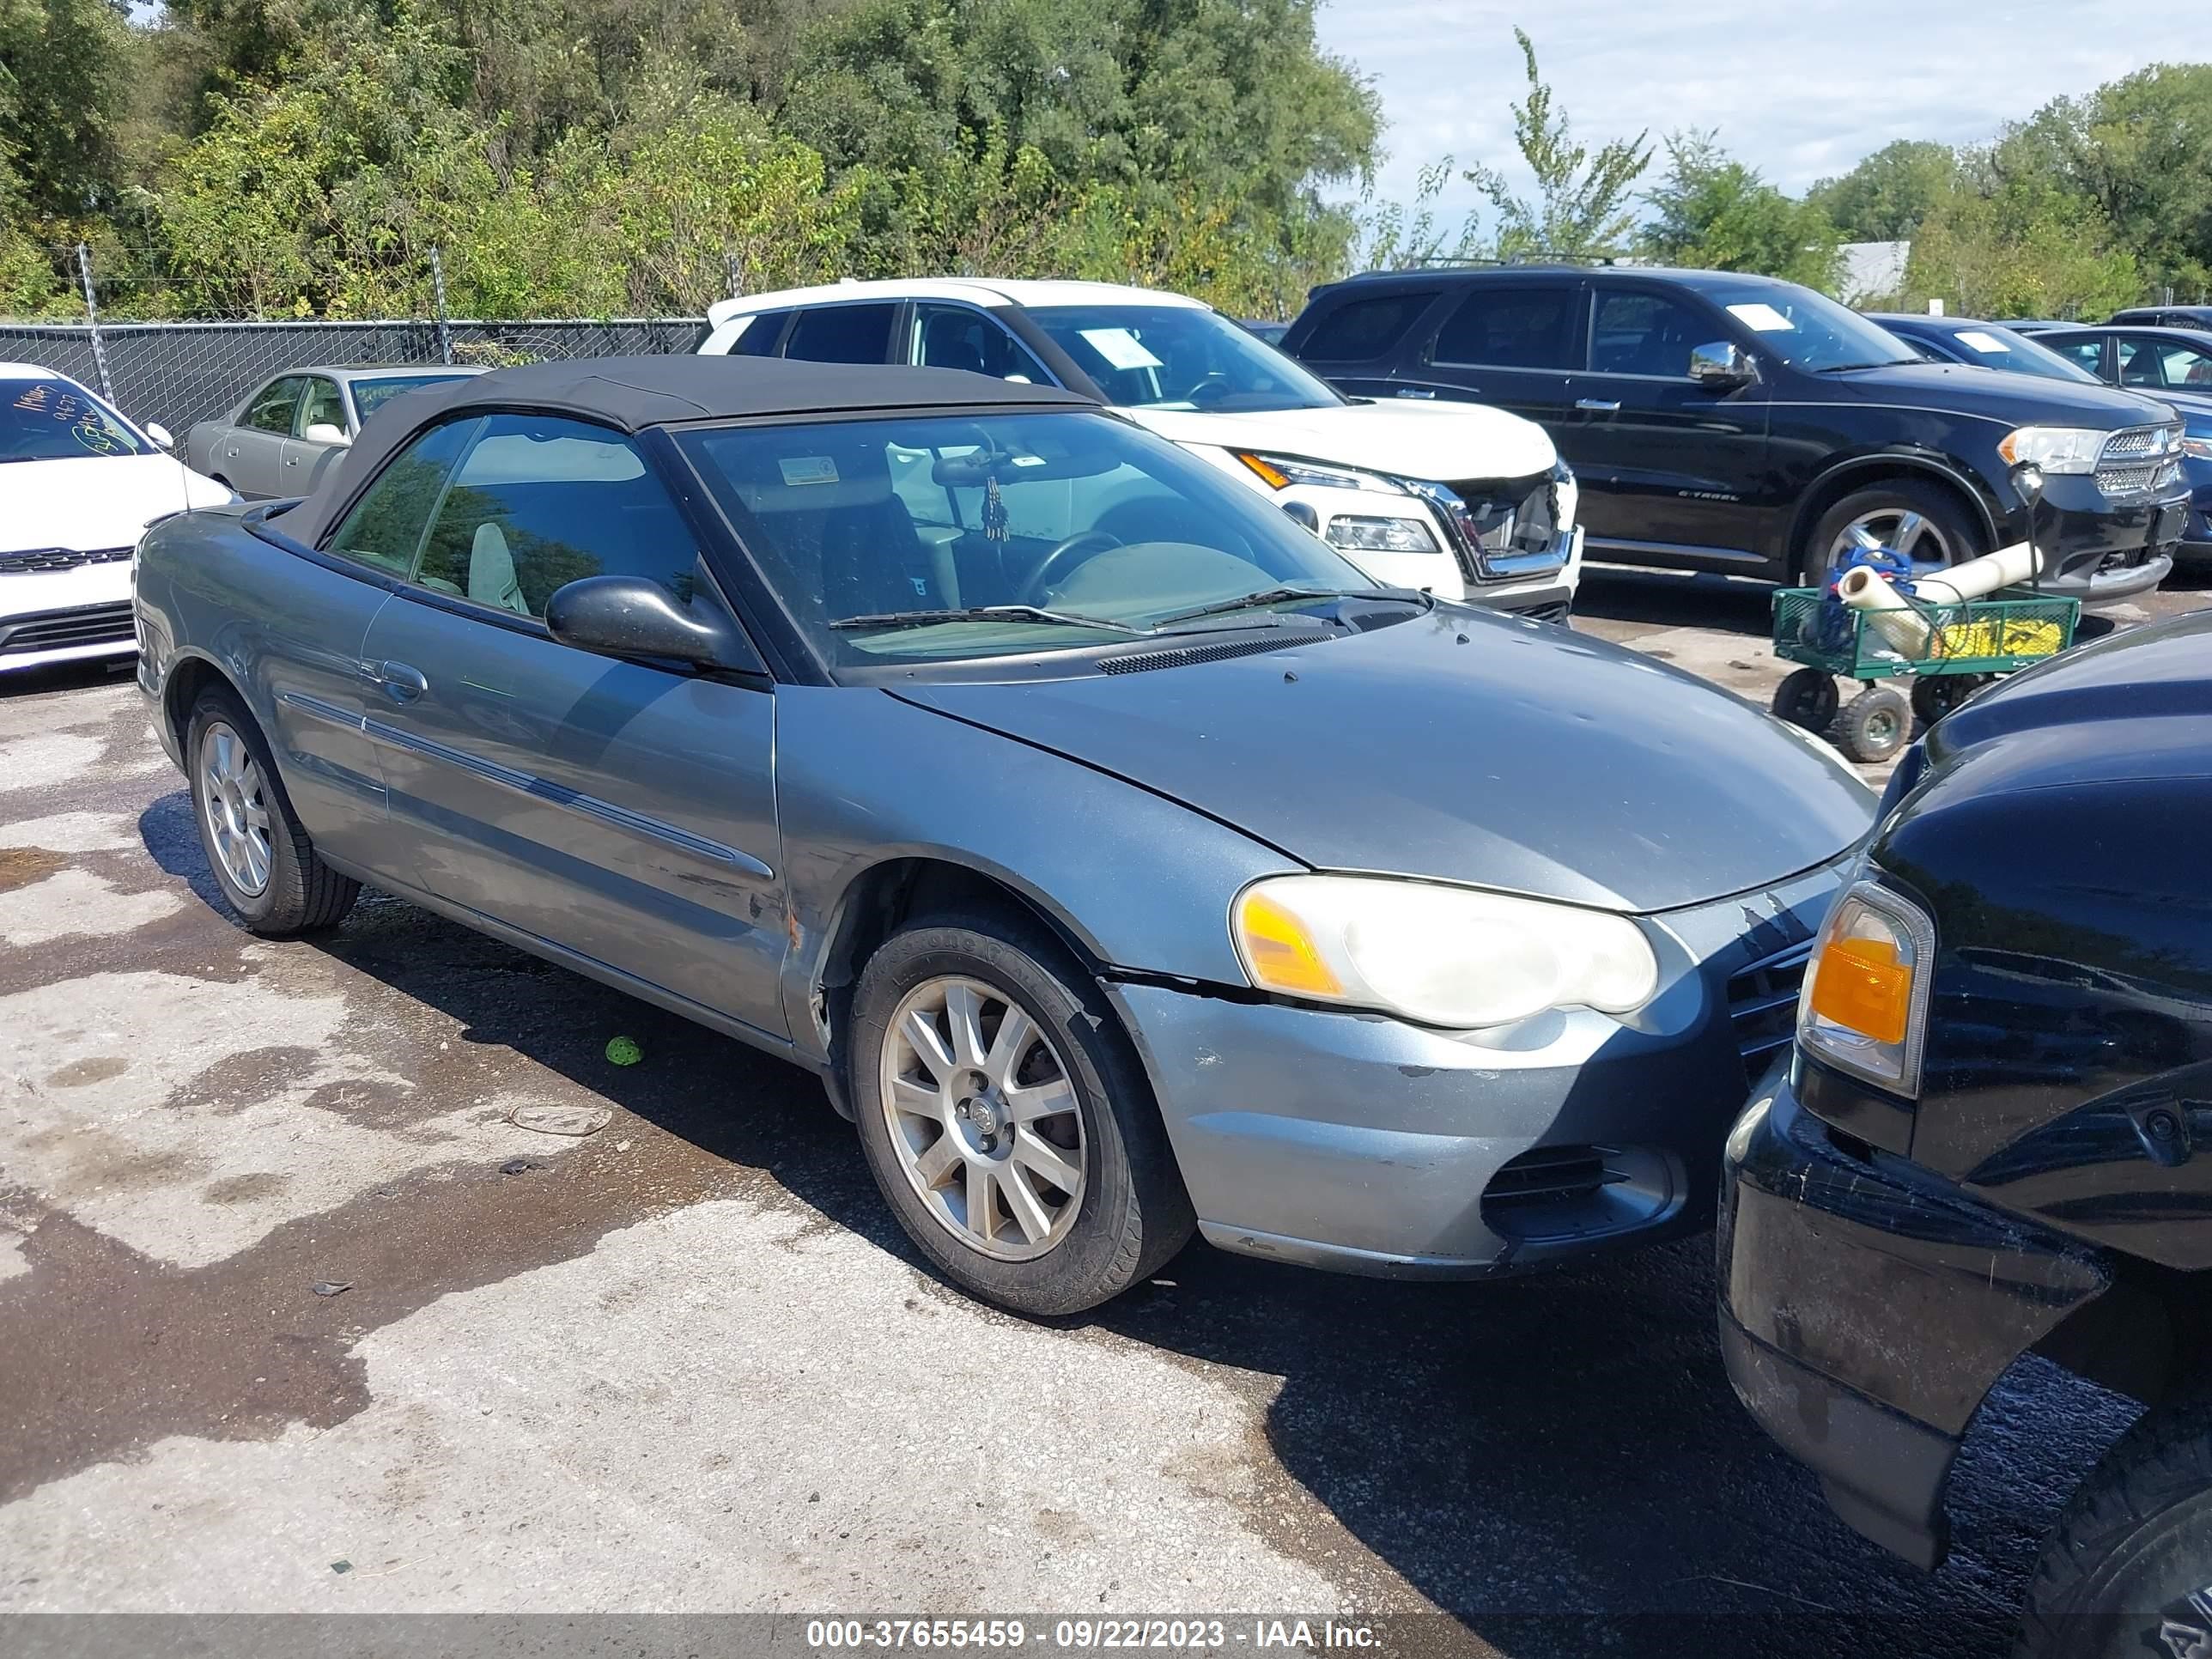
[895,609,1874,914]
[1918,608,2212,804]
[1126,398,1558,483]
[1817,360,2179,429]
[1,453,233,552]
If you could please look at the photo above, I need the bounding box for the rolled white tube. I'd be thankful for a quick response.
[1911,541,2042,607]
[1836,565,1932,656]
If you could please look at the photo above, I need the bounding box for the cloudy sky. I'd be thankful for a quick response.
[1315,0,2166,222]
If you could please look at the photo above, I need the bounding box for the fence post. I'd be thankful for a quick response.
[724,251,743,300]
[429,246,454,366]
[76,244,117,403]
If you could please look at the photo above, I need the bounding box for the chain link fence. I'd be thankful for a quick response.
[2,243,708,436]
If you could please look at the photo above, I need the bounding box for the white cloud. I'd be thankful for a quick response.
[1318,0,2165,227]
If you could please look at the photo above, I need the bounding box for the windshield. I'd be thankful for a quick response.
[1922,323,2100,384]
[1026,304,1342,412]
[679,409,1377,669]
[2,378,148,463]
[1702,281,1921,373]
[351,373,474,423]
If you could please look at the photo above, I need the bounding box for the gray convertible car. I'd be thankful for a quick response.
[134,357,1872,1315]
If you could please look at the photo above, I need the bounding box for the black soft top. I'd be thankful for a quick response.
[281,355,1095,548]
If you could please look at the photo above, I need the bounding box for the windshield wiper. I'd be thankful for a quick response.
[1818,359,1923,373]
[1148,585,1431,630]
[828,604,1147,635]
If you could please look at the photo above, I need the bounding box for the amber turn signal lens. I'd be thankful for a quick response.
[1236,891,1343,997]
[1808,935,1912,1046]
[1234,452,1291,489]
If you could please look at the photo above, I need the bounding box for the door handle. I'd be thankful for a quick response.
[1576,398,1621,412]
[284,455,300,467]
[1395,387,1437,399]
[363,660,428,703]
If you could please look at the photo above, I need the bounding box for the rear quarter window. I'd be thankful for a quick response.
[1293,290,1439,362]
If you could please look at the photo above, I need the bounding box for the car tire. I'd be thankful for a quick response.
[1801,480,1984,587]
[185,686,360,936]
[2014,1386,2212,1659]
[848,913,1194,1316]
[1837,684,1911,763]
[1771,668,1839,732]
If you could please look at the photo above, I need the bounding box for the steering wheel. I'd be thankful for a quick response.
[1182,370,1233,405]
[1019,531,1123,605]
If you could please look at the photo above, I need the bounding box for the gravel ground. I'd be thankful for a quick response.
[3,566,2204,1654]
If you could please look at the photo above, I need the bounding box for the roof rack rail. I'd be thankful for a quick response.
[1343,251,1634,280]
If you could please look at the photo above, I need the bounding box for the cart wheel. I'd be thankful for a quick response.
[1771,669,1840,732]
[1838,685,1911,763]
[1910,673,1989,728]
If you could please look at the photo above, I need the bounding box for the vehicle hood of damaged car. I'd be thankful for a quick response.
[893,606,1875,915]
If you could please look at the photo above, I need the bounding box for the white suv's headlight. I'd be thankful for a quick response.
[1796,880,1936,1096]
[1231,875,1659,1028]
[1997,426,2106,476]
[1233,451,1407,495]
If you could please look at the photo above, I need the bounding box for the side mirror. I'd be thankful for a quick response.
[301,422,350,447]
[544,574,762,673]
[144,422,174,450]
[1688,341,1758,389]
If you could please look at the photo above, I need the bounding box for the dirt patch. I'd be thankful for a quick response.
[0,847,66,892]
[45,1055,130,1089]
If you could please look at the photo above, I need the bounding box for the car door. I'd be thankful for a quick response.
[226,376,306,497]
[1386,279,1586,432]
[1557,282,1771,561]
[356,412,789,1042]
[281,374,350,495]
[257,416,483,869]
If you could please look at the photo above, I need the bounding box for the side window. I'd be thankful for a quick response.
[413,415,699,619]
[1589,289,1715,378]
[295,378,346,436]
[1296,290,1438,362]
[732,309,793,356]
[2052,337,2106,379]
[1431,285,1582,369]
[322,417,480,576]
[781,303,898,365]
[2164,343,2212,386]
[245,377,305,434]
[2117,339,2161,388]
[912,303,1051,381]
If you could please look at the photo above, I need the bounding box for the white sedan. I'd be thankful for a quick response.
[2,364,234,673]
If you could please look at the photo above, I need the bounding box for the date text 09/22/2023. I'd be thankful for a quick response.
[803,1618,1383,1651]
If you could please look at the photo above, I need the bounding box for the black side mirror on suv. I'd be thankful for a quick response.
[1689,341,1758,389]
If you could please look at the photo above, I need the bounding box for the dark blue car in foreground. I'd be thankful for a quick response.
[131,356,1873,1316]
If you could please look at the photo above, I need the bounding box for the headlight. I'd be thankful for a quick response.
[1996,426,2106,476]
[2183,434,2212,462]
[1231,875,1659,1028]
[1796,880,1936,1096]
[1233,451,1406,495]
[1324,514,1440,553]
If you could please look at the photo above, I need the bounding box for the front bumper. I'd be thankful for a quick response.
[2018,475,2187,604]
[1105,857,1848,1277]
[1718,1067,2112,1568]
[0,600,137,672]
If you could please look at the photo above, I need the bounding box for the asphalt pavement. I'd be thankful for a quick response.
[3,567,2204,1654]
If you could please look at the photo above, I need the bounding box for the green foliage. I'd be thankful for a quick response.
[1463,28,1651,258]
[1641,131,1840,289]
[1807,141,1959,242]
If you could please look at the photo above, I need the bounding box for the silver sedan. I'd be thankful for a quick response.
[184,364,483,499]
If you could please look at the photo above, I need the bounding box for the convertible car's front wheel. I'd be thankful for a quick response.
[849,916,1194,1316]
[186,687,360,937]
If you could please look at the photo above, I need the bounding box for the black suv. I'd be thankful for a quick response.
[2112,304,2212,333]
[1283,267,2190,603]
[1721,609,2212,1653]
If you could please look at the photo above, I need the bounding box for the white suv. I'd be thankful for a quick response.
[697,280,1582,617]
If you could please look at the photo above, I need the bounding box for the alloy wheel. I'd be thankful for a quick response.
[878,975,1087,1261]
[1827,508,1957,580]
[198,720,271,896]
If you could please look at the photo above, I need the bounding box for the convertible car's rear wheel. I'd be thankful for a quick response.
[849,915,1193,1316]
[186,687,359,936]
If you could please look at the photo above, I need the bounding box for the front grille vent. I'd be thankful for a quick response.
[1483,1144,1625,1210]
[0,544,132,574]
[2096,458,2184,496]
[1727,940,1812,1084]
[1097,632,1311,676]
[0,601,136,655]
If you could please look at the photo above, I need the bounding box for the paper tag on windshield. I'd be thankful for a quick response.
[1079,327,1164,371]
[1955,330,2009,355]
[1727,302,1796,333]
[778,455,839,486]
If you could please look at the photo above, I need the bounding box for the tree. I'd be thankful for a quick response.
[1806,140,1959,242]
[0,0,136,219]
[1462,28,1650,258]
[1641,130,1840,289]
[1899,161,2140,320]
